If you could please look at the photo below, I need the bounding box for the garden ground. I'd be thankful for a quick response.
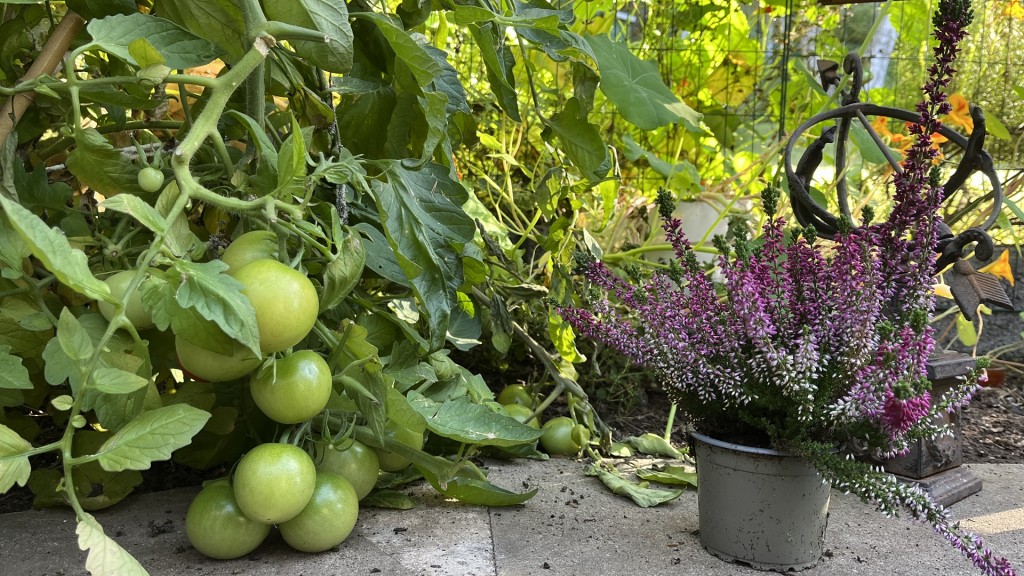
[1,457,1021,576]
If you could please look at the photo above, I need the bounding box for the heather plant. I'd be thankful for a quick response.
[560,1,1015,574]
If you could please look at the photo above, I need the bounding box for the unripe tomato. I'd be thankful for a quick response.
[497,384,534,408]
[314,440,379,500]
[374,421,425,472]
[233,260,319,354]
[279,472,359,553]
[185,482,270,560]
[540,416,590,456]
[220,231,279,276]
[250,350,331,424]
[137,166,165,193]
[503,403,541,429]
[233,443,316,524]
[98,270,156,330]
[175,336,261,382]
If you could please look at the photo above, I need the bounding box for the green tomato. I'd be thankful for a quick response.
[503,403,541,429]
[374,421,425,472]
[233,443,316,524]
[314,440,379,500]
[220,231,279,276]
[233,259,319,354]
[497,384,534,408]
[279,472,359,553]
[137,166,165,193]
[250,350,331,424]
[98,270,156,330]
[175,335,261,383]
[540,416,590,456]
[185,482,271,560]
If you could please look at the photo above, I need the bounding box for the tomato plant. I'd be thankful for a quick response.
[233,443,317,524]
[314,440,379,501]
[278,472,359,553]
[249,350,331,424]
[233,259,319,354]
[0,0,703,571]
[185,482,271,560]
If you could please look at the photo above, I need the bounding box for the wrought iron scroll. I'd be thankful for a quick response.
[783,53,1011,319]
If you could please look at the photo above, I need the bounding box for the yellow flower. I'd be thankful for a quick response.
[943,93,974,133]
[978,249,1015,286]
[1003,0,1024,20]
[933,281,954,299]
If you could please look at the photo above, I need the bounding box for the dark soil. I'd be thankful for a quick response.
[960,368,1024,463]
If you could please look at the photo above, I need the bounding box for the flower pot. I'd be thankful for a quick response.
[691,432,831,572]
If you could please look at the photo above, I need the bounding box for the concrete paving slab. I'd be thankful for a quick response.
[486,460,1024,576]
[0,461,1021,576]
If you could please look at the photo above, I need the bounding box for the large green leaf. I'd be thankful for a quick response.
[95,404,211,472]
[585,34,702,131]
[65,127,141,197]
[76,513,149,576]
[0,423,32,493]
[543,97,610,184]
[0,194,112,304]
[87,13,220,69]
[353,12,441,88]
[407,391,544,447]
[469,23,520,122]
[263,0,353,73]
[156,0,246,63]
[334,78,397,158]
[368,162,474,351]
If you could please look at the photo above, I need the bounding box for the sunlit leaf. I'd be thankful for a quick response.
[95,404,211,471]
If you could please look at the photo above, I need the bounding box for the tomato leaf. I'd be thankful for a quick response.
[468,22,520,121]
[585,34,702,132]
[76,512,149,576]
[0,423,32,493]
[367,162,474,352]
[361,489,416,509]
[585,465,683,507]
[407,391,544,447]
[0,345,31,389]
[622,433,684,458]
[635,464,698,487]
[57,308,95,362]
[542,97,610,184]
[0,194,112,303]
[263,0,352,73]
[421,468,538,507]
[95,404,211,472]
[65,127,142,197]
[275,117,308,198]
[91,367,149,395]
[87,12,219,69]
[353,12,440,88]
[170,260,261,358]
[100,194,167,235]
[156,0,245,62]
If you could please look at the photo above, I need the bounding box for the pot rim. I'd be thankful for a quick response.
[690,430,788,457]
